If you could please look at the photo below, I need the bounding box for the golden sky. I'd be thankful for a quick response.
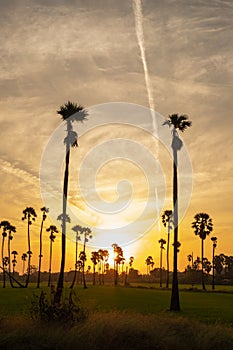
[0,0,232,274]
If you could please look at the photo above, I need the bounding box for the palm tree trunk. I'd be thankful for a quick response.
[170,148,180,311]
[166,226,170,288]
[1,237,5,288]
[48,240,53,287]
[83,242,87,289]
[70,239,78,289]
[55,143,70,303]
[160,247,162,287]
[93,264,96,285]
[201,239,206,290]
[25,219,31,288]
[212,245,215,290]
[37,219,44,288]
[8,237,14,288]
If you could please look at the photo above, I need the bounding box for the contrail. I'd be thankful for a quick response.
[133,0,160,230]
[132,0,157,140]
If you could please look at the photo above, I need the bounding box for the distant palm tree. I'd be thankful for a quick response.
[46,225,58,287]
[21,253,27,275]
[7,224,16,288]
[70,225,82,289]
[145,256,154,275]
[129,256,134,269]
[187,253,193,269]
[163,114,192,311]
[11,250,18,275]
[55,101,88,304]
[91,251,99,285]
[162,210,173,288]
[98,249,104,285]
[0,220,10,288]
[102,249,109,285]
[80,227,92,289]
[22,207,37,287]
[112,244,124,286]
[37,207,49,288]
[79,251,86,286]
[192,212,213,290]
[211,236,217,290]
[158,238,166,287]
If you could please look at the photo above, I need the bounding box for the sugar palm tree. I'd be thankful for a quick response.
[80,227,92,289]
[70,225,82,289]
[112,244,124,286]
[102,249,109,285]
[11,250,18,275]
[21,253,27,275]
[158,238,166,287]
[192,212,213,290]
[91,251,99,285]
[187,253,193,269]
[0,220,10,288]
[37,207,49,288]
[162,210,173,288]
[22,207,37,287]
[55,101,88,303]
[46,225,58,287]
[98,249,104,285]
[163,114,192,311]
[145,256,154,275]
[7,224,16,288]
[211,236,217,290]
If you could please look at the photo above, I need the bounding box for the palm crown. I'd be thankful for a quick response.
[57,101,88,122]
[192,213,213,240]
[164,114,192,132]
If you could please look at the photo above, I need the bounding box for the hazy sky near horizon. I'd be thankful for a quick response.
[0,0,232,272]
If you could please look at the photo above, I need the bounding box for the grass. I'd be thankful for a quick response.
[0,284,233,349]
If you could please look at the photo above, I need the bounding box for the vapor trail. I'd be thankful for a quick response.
[133,0,160,230]
[132,0,157,140]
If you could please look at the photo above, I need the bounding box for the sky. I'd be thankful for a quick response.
[0,0,232,274]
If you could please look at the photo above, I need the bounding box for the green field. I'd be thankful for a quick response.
[0,284,233,349]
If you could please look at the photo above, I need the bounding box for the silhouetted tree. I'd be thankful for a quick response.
[70,225,82,289]
[55,101,88,304]
[21,253,27,275]
[0,220,10,288]
[112,244,124,286]
[22,207,37,287]
[187,253,194,269]
[46,225,58,287]
[162,210,173,288]
[145,256,154,275]
[80,227,92,289]
[211,236,217,290]
[7,224,16,287]
[37,206,49,288]
[158,238,166,287]
[91,251,99,285]
[11,250,18,275]
[163,113,192,311]
[192,212,213,290]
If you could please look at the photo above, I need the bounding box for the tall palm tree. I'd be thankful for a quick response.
[22,207,37,287]
[0,220,10,288]
[163,114,192,311]
[70,225,82,289]
[7,224,16,288]
[37,207,49,288]
[46,225,58,287]
[91,251,99,285]
[11,250,18,275]
[192,212,213,290]
[55,101,88,303]
[80,227,92,289]
[158,238,166,287]
[98,249,104,285]
[162,210,173,288]
[211,236,217,290]
[21,253,27,275]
